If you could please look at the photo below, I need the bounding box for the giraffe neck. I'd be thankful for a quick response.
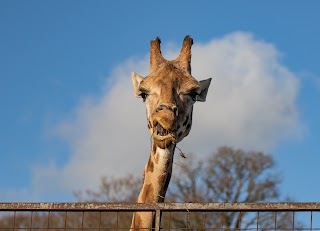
[130,143,175,229]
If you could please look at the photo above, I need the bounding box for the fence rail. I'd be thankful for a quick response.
[1,203,320,230]
[2,202,320,211]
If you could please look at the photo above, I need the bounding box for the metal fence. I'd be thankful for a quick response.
[1,203,320,230]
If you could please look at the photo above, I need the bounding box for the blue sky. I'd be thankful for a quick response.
[0,1,319,202]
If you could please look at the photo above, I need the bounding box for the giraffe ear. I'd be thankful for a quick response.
[132,72,144,97]
[197,78,212,102]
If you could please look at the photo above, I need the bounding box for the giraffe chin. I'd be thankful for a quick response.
[153,133,176,149]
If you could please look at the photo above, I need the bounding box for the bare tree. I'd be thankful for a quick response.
[166,146,299,230]
[74,174,141,202]
[204,146,280,203]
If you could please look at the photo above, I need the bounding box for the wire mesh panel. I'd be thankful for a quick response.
[0,211,133,230]
[160,211,317,230]
[0,203,320,230]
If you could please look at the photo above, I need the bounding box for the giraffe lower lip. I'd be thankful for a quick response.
[153,133,176,141]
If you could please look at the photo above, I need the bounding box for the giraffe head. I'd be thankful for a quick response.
[132,36,211,149]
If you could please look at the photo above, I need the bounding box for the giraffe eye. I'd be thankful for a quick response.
[189,91,199,101]
[139,92,148,102]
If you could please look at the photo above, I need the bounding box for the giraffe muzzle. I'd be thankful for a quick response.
[151,109,176,147]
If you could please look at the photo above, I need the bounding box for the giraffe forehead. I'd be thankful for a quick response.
[140,66,200,94]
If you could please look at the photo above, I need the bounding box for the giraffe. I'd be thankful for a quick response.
[130,36,211,229]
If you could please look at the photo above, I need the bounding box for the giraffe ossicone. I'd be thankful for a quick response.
[130,36,212,230]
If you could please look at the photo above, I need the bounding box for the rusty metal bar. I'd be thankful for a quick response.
[1,202,320,212]
[256,211,259,231]
[30,211,33,230]
[154,209,161,231]
[13,211,16,230]
[274,211,277,231]
[310,211,313,231]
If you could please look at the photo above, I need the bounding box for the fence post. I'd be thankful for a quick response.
[155,209,161,231]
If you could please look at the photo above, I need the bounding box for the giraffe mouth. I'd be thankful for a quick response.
[153,123,176,142]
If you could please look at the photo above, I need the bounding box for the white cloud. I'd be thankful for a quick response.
[185,32,300,154]
[32,32,302,199]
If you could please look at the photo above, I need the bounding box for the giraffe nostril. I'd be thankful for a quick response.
[156,104,166,112]
[156,104,178,116]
